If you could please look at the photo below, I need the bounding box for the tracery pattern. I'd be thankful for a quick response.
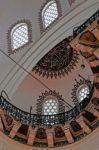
[33,38,79,79]
[42,0,58,28]
[11,23,29,50]
[39,0,62,32]
[43,98,58,115]
[36,90,65,114]
[7,20,32,55]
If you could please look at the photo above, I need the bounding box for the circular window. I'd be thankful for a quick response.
[43,97,58,115]
[77,84,89,102]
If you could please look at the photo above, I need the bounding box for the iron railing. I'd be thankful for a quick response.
[73,10,99,37]
[0,84,94,127]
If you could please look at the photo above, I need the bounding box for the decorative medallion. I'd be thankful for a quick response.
[33,38,79,79]
[36,90,65,114]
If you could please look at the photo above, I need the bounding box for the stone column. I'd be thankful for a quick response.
[87,105,99,119]
[89,21,99,40]
[70,37,94,54]
[27,126,37,146]
[92,87,99,98]
[76,116,91,134]
[94,48,99,59]
[62,124,74,144]
[46,128,54,148]
[9,121,21,138]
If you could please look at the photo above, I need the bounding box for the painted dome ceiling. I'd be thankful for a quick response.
[33,37,79,78]
[0,0,99,150]
[0,0,98,114]
[12,35,93,113]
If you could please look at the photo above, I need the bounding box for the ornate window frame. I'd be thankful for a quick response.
[36,90,65,114]
[7,20,32,55]
[39,0,62,32]
[77,84,90,102]
[71,78,91,105]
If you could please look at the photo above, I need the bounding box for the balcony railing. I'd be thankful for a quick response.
[0,84,94,127]
[73,10,99,37]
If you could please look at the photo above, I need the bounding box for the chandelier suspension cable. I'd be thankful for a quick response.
[0,49,51,91]
[0,49,73,109]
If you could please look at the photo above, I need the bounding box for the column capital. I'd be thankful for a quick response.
[46,128,54,134]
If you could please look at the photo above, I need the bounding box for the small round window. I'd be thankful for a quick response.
[77,84,89,102]
[43,97,58,115]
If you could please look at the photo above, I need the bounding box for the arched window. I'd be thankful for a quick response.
[11,23,29,50]
[41,0,60,29]
[8,20,32,55]
[36,91,65,115]
[77,84,89,102]
[43,97,58,115]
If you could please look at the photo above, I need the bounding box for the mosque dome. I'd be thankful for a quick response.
[0,0,99,150]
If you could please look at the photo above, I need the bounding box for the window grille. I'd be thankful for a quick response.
[42,0,58,28]
[43,98,58,115]
[11,23,29,50]
[78,85,89,102]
